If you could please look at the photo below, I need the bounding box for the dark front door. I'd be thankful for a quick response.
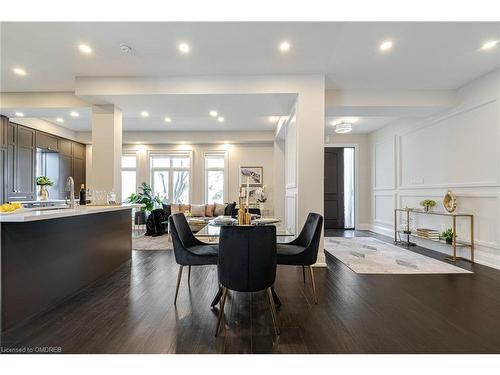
[324,148,344,229]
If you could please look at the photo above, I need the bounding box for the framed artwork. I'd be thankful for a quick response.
[239,166,263,187]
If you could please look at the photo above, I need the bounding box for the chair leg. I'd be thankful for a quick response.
[302,266,306,284]
[188,265,191,284]
[309,266,318,304]
[174,265,184,305]
[215,287,228,336]
[267,288,281,336]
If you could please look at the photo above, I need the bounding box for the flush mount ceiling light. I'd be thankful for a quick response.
[217,116,225,123]
[13,67,27,76]
[178,42,190,54]
[78,44,92,54]
[164,117,172,123]
[279,41,291,52]
[141,111,149,118]
[56,117,64,123]
[119,43,132,53]
[481,40,499,50]
[70,111,79,117]
[209,110,218,117]
[379,40,393,52]
[334,122,353,134]
[15,112,24,117]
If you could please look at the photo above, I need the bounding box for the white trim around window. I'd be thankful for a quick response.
[203,151,228,204]
[147,150,194,204]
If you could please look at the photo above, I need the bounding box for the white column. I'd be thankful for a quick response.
[296,77,325,264]
[91,105,122,202]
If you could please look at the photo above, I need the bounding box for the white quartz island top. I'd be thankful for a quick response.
[0,204,143,223]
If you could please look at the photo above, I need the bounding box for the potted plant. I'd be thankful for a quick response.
[127,182,162,225]
[441,228,455,244]
[420,199,437,212]
[255,185,268,214]
[36,176,54,201]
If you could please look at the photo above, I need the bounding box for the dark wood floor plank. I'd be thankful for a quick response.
[2,230,500,353]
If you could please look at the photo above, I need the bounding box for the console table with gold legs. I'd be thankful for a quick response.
[394,208,474,263]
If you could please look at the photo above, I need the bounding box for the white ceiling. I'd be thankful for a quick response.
[1,22,499,92]
[0,94,297,131]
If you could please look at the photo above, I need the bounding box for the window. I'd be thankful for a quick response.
[205,153,226,204]
[121,155,137,202]
[150,154,190,203]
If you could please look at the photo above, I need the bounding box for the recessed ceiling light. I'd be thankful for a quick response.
[379,40,393,52]
[119,43,132,53]
[78,44,92,54]
[141,111,149,118]
[70,111,79,117]
[178,42,190,54]
[15,112,24,117]
[56,117,64,123]
[217,116,225,123]
[269,116,279,123]
[209,110,218,117]
[164,117,172,123]
[13,67,27,76]
[481,40,499,50]
[279,41,291,52]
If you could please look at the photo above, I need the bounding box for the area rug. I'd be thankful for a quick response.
[324,237,472,274]
[132,234,173,250]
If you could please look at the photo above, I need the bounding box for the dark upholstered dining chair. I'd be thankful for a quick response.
[215,225,279,336]
[169,213,219,305]
[277,213,323,304]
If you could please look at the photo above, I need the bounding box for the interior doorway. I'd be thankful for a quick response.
[324,147,355,229]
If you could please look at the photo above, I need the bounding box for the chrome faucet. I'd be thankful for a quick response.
[65,176,75,209]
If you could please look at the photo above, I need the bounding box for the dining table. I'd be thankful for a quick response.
[195,220,294,308]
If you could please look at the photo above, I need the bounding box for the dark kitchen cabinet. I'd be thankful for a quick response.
[0,149,6,203]
[36,131,59,152]
[72,157,85,193]
[1,118,85,202]
[59,154,72,199]
[5,123,36,201]
[0,116,8,203]
[60,139,72,156]
[0,115,7,148]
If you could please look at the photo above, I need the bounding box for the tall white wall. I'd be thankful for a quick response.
[368,69,500,269]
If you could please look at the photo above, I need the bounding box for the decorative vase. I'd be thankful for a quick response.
[445,238,453,245]
[134,211,147,225]
[424,206,431,212]
[38,185,49,201]
[258,202,266,217]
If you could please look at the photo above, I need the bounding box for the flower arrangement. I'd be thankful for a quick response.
[420,199,436,212]
[36,176,54,186]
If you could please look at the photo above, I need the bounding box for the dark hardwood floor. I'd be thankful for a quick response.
[2,230,500,354]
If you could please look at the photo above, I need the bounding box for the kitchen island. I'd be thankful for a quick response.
[0,204,141,332]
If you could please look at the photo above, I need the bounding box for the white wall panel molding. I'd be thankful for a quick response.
[397,99,500,190]
[372,136,396,190]
[373,192,397,227]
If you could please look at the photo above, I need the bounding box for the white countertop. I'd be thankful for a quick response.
[0,204,143,223]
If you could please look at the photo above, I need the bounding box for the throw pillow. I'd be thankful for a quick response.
[205,203,215,217]
[191,204,206,217]
[170,204,181,214]
[180,204,191,213]
[214,203,226,217]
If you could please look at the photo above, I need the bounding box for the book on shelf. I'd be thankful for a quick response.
[415,228,440,239]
